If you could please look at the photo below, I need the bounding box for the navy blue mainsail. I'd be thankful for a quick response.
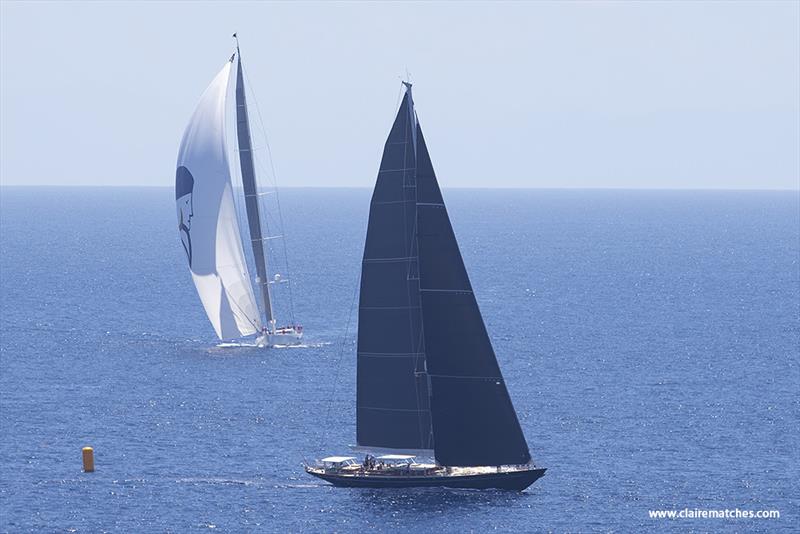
[356,90,433,451]
[357,84,531,466]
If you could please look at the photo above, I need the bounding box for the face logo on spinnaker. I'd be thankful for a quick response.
[176,166,195,267]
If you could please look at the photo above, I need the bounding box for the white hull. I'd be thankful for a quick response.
[256,327,303,347]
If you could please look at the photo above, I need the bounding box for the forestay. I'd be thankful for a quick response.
[175,60,262,339]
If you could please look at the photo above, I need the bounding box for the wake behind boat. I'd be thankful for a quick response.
[175,35,302,347]
[306,83,545,491]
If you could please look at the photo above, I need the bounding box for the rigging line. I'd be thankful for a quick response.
[241,65,297,325]
[318,267,361,454]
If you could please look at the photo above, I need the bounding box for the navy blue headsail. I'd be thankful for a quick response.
[415,123,531,466]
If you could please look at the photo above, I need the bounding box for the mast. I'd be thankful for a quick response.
[233,37,274,327]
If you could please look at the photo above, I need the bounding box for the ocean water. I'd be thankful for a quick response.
[0,187,798,532]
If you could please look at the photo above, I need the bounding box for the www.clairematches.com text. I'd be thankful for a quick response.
[648,508,780,520]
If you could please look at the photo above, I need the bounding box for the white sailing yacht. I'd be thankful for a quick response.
[175,36,302,347]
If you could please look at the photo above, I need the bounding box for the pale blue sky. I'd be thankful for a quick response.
[1,1,798,189]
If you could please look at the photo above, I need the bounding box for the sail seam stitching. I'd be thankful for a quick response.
[371,199,415,205]
[363,256,416,262]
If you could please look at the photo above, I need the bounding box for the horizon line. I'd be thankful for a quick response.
[0,184,798,192]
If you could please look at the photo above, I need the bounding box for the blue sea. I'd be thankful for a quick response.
[1,187,798,532]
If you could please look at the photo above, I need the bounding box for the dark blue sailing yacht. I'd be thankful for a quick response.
[306,83,545,491]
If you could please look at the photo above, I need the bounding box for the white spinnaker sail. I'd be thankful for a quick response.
[176,61,262,339]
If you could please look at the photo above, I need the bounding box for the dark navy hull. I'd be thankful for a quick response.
[306,467,546,491]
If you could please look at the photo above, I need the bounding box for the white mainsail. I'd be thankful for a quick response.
[175,60,262,339]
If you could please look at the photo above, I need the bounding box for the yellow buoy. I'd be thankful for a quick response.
[82,446,94,472]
